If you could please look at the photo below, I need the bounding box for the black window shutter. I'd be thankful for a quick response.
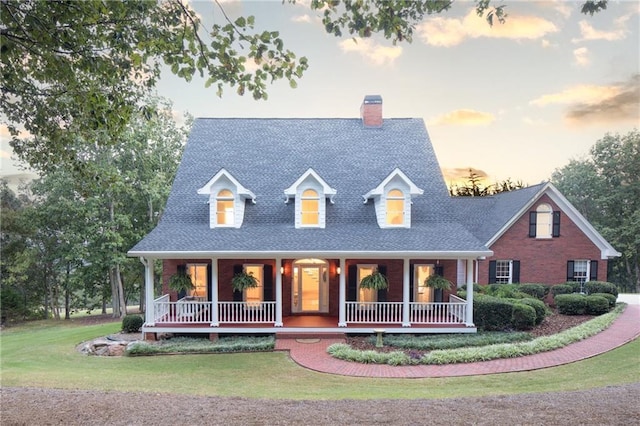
[434,266,444,302]
[347,265,357,301]
[552,211,561,237]
[176,264,187,299]
[529,212,537,237]
[567,261,575,281]
[207,263,212,302]
[488,261,497,284]
[590,261,598,281]
[377,265,387,302]
[233,264,243,301]
[435,266,444,276]
[263,265,273,301]
[512,260,520,283]
[409,264,415,303]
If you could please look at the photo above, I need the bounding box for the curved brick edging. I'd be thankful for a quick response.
[274,304,640,378]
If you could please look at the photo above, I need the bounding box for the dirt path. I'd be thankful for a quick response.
[2,384,639,425]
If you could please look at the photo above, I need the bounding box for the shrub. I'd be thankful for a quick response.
[516,298,548,325]
[590,292,617,308]
[555,294,587,315]
[585,281,618,298]
[586,295,610,315]
[457,290,466,299]
[518,284,548,300]
[473,295,513,331]
[485,284,529,299]
[122,315,144,333]
[459,283,482,293]
[551,284,574,297]
[511,303,537,330]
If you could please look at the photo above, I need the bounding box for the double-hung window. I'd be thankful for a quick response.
[357,264,378,305]
[301,189,320,226]
[529,203,560,238]
[489,260,520,284]
[216,189,235,226]
[386,189,405,226]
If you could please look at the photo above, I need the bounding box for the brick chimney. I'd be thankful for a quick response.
[360,95,383,128]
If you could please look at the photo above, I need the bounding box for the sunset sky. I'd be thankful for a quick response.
[1,0,638,187]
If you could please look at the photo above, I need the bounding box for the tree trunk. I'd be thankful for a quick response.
[64,263,71,320]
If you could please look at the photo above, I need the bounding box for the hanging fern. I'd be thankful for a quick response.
[359,270,388,290]
[425,274,452,290]
[168,271,195,294]
[232,272,259,292]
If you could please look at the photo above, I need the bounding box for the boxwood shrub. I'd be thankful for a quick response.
[590,292,617,308]
[485,284,529,299]
[555,294,587,315]
[585,281,618,298]
[551,284,573,297]
[518,284,548,300]
[473,295,513,331]
[511,303,536,330]
[122,314,144,333]
[516,298,548,325]
[586,295,610,315]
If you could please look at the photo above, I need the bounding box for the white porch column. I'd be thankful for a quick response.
[210,258,219,326]
[465,258,475,326]
[338,258,346,327]
[402,258,411,327]
[140,257,155,326]
[275,257,283,326]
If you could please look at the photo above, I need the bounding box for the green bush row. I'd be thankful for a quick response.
[473,295,547,331]
[554,294,612,315]
[551,281,618,298]
[378,331,533,351]
[126,336,275,356]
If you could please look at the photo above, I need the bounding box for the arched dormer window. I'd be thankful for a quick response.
[301,189,319,226]
[284,168,336,229]
[216,189,235,226]
[197,168,255,229]
[363,168,423,229]
[386,189,405,226]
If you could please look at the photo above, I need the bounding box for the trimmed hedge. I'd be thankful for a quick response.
[585,281,618,298]
[517,298,548,325]
[122,314,144,333]
[551,284,574,297]
[473,295,513,331]
[518,284,549,300]
[586,295,610,315]
[485,284,529,299]
[590,292,617,308]
[555,294,587,315]
[511,303,536,330]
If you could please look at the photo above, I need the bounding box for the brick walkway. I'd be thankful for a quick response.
[274,304,640,378]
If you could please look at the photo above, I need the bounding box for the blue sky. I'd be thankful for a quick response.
[1,0,638,187]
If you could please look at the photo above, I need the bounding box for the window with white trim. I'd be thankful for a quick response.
[495,260,512,284]
[572,260,589,284]
[216,189,235,226]
[243,264,264,306]
[535,203,552,238]
[186,264,208,299]
[357,264,377,304]
[413,264,434,303]
[386,189,405,226]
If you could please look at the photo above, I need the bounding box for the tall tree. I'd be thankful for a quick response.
[449,169,525,196]
[2,0,608,174]
[552,130,640,292]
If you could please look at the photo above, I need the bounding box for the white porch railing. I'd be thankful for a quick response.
[345,302,403,323]
[153,296,211,323]
[153,294,170,323]
[448,294,467,323]
[218,301,276,323]
[409,301,466,324]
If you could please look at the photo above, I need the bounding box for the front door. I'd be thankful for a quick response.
[292,260,329,313]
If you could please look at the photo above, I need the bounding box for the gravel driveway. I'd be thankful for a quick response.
[2,384,639,425]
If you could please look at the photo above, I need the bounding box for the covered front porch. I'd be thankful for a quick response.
[139,254,479,338]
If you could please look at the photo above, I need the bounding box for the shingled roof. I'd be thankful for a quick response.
[129,115,496,258]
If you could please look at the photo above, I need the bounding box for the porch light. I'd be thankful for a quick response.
[280,266,284,274]
[336,267,341,275]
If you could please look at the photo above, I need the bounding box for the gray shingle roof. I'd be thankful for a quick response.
[129,117,516,257]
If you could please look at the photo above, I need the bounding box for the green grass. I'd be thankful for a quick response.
[1,317,639,400]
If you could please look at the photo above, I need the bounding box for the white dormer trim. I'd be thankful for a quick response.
[284,168,337,229]
[363,168,424,229]
[197,168,256,229]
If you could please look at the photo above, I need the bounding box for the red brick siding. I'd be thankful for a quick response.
[479,194,607,285]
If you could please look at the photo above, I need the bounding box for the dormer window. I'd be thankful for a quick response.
[386,189,405,226]
[285,168,336,229]
[216,189,235,226]
[363,168,423,229]
[197,169,255,229]
[529,203,560,238]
